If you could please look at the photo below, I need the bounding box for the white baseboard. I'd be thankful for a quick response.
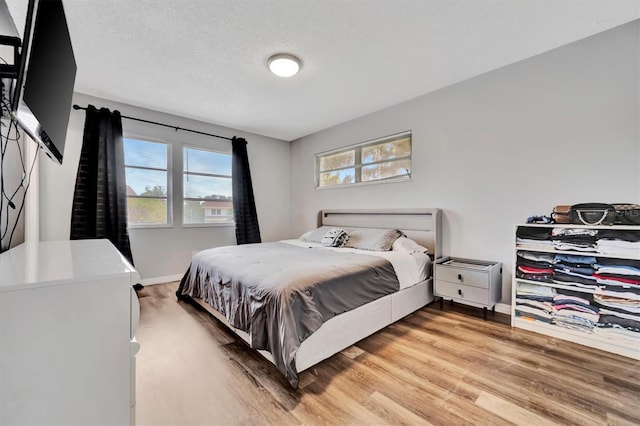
[495,303,511,315]
[140,274,184,286]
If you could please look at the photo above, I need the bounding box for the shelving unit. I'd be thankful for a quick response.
[512,223,640,360]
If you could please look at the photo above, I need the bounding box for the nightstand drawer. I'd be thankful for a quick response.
[435,280,490,305]
[436,267,489,289]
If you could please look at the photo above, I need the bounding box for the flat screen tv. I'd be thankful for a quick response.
[11,0,76,165]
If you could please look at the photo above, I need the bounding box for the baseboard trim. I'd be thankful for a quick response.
[495,303,511,315]
[140,274,184,286]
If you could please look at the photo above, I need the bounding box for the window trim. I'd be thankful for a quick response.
[124,138,173,228]
[315,130,412,189]
[181,222,235,228]
[182,145,234,226]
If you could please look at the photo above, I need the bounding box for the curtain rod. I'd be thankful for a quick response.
[72,104,233,141]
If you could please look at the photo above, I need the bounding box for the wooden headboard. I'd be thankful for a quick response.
[319,208,442,260]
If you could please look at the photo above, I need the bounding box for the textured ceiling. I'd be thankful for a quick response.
[6,0,640,141]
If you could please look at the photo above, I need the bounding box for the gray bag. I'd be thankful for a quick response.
[611,203,640,225]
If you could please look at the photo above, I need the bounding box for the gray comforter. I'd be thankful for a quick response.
[176,242,399,387]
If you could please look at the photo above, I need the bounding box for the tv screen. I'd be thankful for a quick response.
[11,0,76,165]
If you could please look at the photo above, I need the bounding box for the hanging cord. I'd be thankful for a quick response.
[1,97,24,203]
[0,56,40,251]
[0,93,27,248]
[5,143,39,248]
[0,57,15,242]
[0,84,18,245]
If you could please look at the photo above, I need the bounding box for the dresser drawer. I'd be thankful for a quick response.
[435,280,490,305]
[436,267,489,289]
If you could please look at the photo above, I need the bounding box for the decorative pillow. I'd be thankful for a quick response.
[321,227,349,247]
[344,228,404,251]
[392,236,429,254]
[299,230,313,240]
[299,226,333,243]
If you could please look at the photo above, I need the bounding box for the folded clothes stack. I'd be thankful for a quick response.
[552,292,599,333]
[551,228,598,252]
[552,254,599,290]
[593,293,640,342]
[515,283,604,333]
[516,227,553,249]
[515,251,554,282]
[515,282,556,323]
[595,230,640,257]
[593,258,640,297]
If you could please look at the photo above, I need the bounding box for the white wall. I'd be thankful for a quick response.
[290,21,640,305]
[39,92,291,281]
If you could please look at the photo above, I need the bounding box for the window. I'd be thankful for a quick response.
[316,131,411,188]
[183,147,233,224]
[124,138,170,225]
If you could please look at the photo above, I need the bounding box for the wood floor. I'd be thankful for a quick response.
[134,282,640,425]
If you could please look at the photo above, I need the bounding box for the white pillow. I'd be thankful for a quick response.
[392,236,429,255]
[299,226,333,243]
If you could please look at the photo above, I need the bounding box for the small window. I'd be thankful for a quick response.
[124,138,170,225]
[316,131,411,188]
[183,147,233,224]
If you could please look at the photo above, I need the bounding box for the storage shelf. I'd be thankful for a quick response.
[513,317,639,360]
[517,223,640,231]
[513,223,640,361]
[514,278,640,301]
[515,245,639,261]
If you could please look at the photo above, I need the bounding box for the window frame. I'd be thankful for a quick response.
[124,137,173,229]
[182,145,234,227]
[315,130,412,189]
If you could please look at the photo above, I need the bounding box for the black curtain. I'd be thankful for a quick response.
[70,105,134,264]
[231,137,261,244]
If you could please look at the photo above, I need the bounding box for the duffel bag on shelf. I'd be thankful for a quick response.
[551,205,571,224]
[611,203,640,225]
[569,203,616,226]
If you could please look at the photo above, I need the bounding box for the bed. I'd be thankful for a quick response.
[176,208,442,387]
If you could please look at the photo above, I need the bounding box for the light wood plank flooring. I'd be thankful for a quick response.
[135,282,639,425]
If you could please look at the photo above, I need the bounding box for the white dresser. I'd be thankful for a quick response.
[0,239,140,426]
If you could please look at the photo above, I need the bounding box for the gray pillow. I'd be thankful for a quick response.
[344,228,404,251]
[299,226,333,243]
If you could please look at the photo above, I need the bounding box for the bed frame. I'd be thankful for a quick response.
[192,208,442,374]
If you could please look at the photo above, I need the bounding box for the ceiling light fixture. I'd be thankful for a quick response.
[267,54,301,77]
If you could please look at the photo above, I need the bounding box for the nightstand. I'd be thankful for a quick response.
[434,257,502,320]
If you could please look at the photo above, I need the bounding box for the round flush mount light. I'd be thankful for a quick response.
[267,53,301,77]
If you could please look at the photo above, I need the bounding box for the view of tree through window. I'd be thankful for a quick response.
[183,147,233,224]
[316,132,411,187]
[124,139,169,225]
